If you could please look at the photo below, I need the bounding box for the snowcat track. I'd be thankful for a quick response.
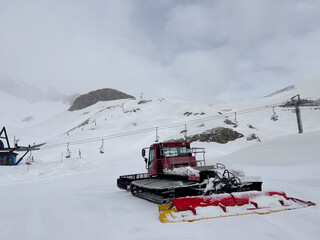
[132,191,167,204]
[129,176,262,204]
[117,173,149,190]
[130,178,200,204]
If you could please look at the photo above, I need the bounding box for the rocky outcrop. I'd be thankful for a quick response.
[168,127,244,144]
[68,88,135,111]
[188,127,244,143]
[247,133,261,142]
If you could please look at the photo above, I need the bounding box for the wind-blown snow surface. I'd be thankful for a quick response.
[1,76,320,240]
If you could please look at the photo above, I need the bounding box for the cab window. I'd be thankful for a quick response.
[162,146,188,157]
[148,147,155,168]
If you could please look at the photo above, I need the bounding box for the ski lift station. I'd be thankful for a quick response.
[0,127,44,166]
[0,147,18,165]
[0,127,20,165]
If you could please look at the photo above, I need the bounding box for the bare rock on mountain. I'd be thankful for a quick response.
[68,88,135,111]
[188,127,244,143]
[168,127,244,144]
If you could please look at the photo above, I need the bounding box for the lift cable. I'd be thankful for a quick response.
[40,102,284,150]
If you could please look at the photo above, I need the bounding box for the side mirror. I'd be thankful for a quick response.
[144,157,148,169]
[142,149,146,157]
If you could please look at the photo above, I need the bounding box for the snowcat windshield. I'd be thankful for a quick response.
[161,146,189,158]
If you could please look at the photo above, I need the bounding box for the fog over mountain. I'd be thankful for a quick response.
[0,79,78,104]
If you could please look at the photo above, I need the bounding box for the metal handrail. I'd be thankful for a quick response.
[163,147,207,169]
[190,147,206,166]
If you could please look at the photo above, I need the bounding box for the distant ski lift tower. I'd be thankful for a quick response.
[291,94,303,134]
[155,127,159,142]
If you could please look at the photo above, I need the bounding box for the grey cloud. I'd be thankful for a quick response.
[1,0,320,104]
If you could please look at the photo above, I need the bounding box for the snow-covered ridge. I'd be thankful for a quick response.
[2,76,320,160]
[264,85,295,98]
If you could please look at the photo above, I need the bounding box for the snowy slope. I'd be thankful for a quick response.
[0,131,319,240]
[0,76,320,240]
[218,131,320,166]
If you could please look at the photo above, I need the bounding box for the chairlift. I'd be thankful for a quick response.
[100,139,104,154]
[26,155,32,165]
[29,150,35,162]
[65,143,71,158]
[271,106,279,121]
[234,112,238,124]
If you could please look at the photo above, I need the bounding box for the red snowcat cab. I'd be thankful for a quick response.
[143,141,198,176]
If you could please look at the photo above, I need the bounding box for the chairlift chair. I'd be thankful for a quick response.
[65,143,71,158]
[100,139,104,154]
[271,106,279,121]
[26,156,32,165]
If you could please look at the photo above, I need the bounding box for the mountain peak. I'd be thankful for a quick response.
[68,88,135,111]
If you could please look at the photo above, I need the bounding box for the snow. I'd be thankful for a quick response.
[217,131,320,166]
[1,76,320,240]
[163,166,200,176]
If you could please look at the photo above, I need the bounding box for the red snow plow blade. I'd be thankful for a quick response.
[159,191,315,223]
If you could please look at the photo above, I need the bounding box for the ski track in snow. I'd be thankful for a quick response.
[1,77,320,240]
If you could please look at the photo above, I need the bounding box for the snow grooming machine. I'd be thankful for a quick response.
[117,141,315,222]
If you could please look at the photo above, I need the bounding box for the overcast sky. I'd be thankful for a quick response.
[1,0,320,104]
